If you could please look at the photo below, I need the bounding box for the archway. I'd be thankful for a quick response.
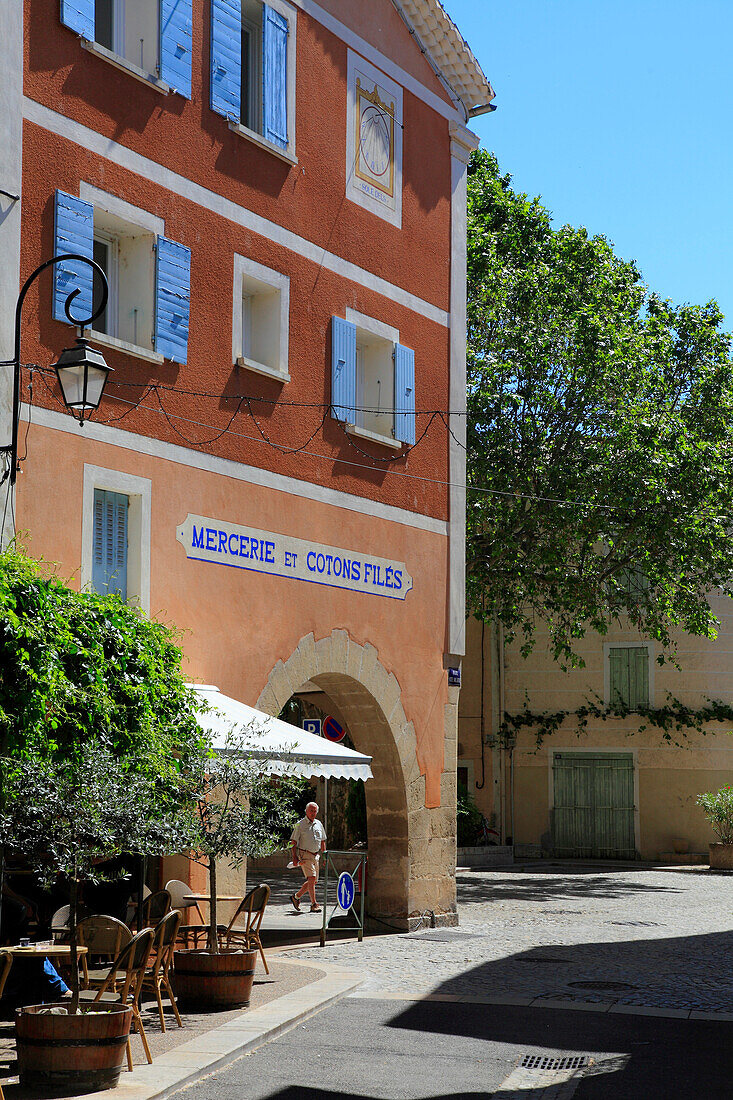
[256,629,442,925]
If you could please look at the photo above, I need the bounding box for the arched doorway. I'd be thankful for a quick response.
[257,630,451,926]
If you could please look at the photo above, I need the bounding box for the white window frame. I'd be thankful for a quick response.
[603,641,654,709]
[345,307,402,451]
[232,253,290,382]
[81,0,170,94]
[81,464,151,612]
[227,0,298,166]
[92,230,119,339]
[241,4,262,134]
[79,183,165,366]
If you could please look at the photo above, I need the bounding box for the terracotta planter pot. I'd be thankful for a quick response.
[16,1002,132,1092]
[709,843,733,869]
[174,948,257,1007]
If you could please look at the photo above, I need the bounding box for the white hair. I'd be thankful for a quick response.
[306,801,319,812]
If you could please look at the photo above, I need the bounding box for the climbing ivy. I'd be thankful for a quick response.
[498,693,733,750]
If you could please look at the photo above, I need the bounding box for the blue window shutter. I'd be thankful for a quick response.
[155,236,191,364]
[93,489,128,600]
[53,190,94,325]
[331,317,357,423]
[60,0,94,38]
[394,343,416,445]
[210,0,242,118]
[262,4,288,148]
[160,0,193,98]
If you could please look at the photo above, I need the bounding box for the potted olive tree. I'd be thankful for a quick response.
[173,726,299,1007]
[697,785,733,869]
[0,740,195,1092]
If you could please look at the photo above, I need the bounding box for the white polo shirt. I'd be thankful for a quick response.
[291,816,326,854]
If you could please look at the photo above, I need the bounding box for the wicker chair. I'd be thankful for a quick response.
[165,878,206,947]
[78,928,155,1071]
[76,914,132,989]
[141,890,171,928]
[219,884,270,973]
[141,910,183,1031]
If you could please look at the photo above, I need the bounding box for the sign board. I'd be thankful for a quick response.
[337,871,356,912]
[177,514,413,602]
[303,719,322,736]
[323,716,345,743]
[448,667,461,687]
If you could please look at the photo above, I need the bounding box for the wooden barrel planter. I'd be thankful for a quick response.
[15,1002,132,1092]
[174,948,257,1007]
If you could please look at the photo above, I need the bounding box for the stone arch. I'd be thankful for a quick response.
[256,629,451,925]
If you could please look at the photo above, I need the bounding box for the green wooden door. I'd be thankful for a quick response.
[552,753,636,859]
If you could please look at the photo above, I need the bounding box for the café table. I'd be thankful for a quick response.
[7,944,88,959]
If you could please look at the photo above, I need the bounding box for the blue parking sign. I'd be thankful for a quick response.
[303,719,321,736]
[337,872,355,911]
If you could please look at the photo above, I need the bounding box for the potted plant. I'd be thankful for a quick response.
[174,725,299,1007]
[697,786,733,869]
[0,740,194,1092]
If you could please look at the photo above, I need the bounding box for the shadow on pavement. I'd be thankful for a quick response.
[456,868,683,905]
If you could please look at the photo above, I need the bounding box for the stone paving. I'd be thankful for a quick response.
[281,863,733,1015]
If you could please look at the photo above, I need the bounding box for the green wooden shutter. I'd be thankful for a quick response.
[609,648,627,707]
[629,647,649,709]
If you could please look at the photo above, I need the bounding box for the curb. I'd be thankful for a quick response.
[69,960,363,1100]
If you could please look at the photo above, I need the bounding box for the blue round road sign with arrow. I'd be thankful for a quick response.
[337,872,355,911]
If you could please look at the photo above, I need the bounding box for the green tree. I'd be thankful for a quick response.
[466,149,733,667]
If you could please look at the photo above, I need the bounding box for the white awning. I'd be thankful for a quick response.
[189,685,373,781]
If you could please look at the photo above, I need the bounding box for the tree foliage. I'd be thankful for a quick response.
[0,546,205,773]
[466,149,733,666]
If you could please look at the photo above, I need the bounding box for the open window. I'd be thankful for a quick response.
[232,254,289,381]
[210,0,296,161]
[59,0,193,96]
[53,188,191,365]
[331,312,415,449]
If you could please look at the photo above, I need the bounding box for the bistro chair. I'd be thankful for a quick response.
[0,948,11,1100]
[50,904,71,943]
[141,910,183,1031]
[78,927,155,1071]
[141,890,171,928]
[125,884,151,928]
[76,915,132,989]
[219,884,271,974]
[165,878,206,947]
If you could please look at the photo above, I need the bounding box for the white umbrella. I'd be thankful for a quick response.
[189,685,373,781]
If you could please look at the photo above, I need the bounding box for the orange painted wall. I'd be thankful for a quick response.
[17,423,449,803]
[24,0,452,308]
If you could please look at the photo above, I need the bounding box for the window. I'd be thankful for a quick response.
[331,312,415,448]
[82,466,151,610]
[232,254,289,381]
[54,188,191,366]
[92,488,128,599]
[60,0,192,97]
[608,647,650,711]
[210,0,296,161]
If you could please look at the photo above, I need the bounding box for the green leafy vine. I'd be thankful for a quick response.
[498,693,733,749]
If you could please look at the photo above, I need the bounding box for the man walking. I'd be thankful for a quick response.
[290,801,326,912]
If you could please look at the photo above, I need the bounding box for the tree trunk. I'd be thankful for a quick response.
[208,858,218,954]
[69,865,79,1014]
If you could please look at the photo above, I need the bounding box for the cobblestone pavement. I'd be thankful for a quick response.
[280,864,733,1014]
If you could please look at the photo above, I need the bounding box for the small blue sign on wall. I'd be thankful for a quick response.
[337,872,355,911]
[303,719,322,736]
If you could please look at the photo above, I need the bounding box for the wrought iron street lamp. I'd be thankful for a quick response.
[0,252,111,485]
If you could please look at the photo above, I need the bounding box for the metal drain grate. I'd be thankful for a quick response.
[568,980,636,991]
[606,920,663,927]
[409,931,483,942]
[521,1054,589,1071]
[515,956,571,964]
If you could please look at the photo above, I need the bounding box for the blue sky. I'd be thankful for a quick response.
[442,1,733,325]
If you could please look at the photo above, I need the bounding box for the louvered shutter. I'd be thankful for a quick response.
[160,0,193,97]
[93,489,128,599]
[609,649,627,708]
[154,236,191,364]
[262,4,288,148]
[331,317,357,423]
[60,0,94,38]
[53,191,94,325]
[210,0,242,117]
[629,647,649,710]
[394,343,416,445]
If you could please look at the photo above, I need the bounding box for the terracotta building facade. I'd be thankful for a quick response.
[1,0,493,925]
